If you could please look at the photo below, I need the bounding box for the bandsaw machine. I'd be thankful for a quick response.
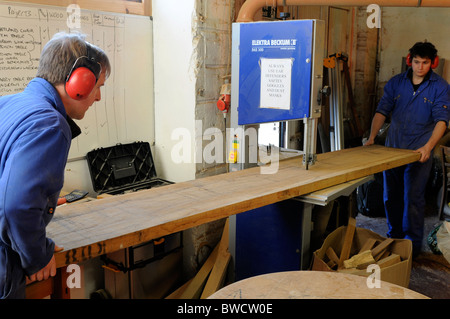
[228,19,327,280]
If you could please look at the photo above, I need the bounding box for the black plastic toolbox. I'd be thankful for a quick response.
[86,141,182,298]
[86,141,172,195]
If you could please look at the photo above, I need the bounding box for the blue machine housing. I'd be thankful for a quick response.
[237,20,314,125]
[234,200,304,281]
[230,19,325,281]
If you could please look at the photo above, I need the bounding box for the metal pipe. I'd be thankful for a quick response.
[329,67,336,151]
[335,58,344,150]
[237,0,450,22]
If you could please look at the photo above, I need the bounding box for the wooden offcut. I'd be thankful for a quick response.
[359,238,377,253]
[48,145,420,268]
[338,217,356,268]
[372,238,394,261]
[326,247,340,266]
[377,254,401,269]
[343,250,375,269]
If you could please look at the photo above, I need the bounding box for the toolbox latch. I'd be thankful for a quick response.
[111,161,136,180]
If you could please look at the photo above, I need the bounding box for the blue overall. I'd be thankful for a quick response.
[0,78,79,299]
[376,69,450,251]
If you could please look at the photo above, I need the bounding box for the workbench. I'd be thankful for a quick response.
[47,145,418,270]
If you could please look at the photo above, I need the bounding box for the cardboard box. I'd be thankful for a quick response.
[311,226,412,288]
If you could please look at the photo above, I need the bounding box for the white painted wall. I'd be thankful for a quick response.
[153,0,197,183]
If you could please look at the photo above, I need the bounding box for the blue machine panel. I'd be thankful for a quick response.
[235,199,303,281]
[237,20,314,125]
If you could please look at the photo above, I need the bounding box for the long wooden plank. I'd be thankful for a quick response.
[179,245,219,299]
[201,219,230,299]
[48,145,419,267]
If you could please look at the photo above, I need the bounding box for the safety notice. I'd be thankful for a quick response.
[260,58,292,110]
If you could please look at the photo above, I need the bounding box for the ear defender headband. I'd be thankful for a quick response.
[65,43,102,100]
[406,53,440,69]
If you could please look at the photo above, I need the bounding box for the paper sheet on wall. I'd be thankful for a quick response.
[259,58,292,110]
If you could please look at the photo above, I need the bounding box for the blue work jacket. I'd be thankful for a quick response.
[376,69,450,150]
[0,78,78,298]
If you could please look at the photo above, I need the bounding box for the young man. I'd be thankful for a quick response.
[365,41,450,256]
[0,32,111,298]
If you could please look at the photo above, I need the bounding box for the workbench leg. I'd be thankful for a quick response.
[301,203,313,270]
[51,266,70,299]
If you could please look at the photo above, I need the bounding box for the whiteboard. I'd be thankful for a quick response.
[0,1,154,159]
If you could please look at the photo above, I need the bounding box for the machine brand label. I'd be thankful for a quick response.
[251,39,297,46]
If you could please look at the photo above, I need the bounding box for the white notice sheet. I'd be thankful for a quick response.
[260,58,293,110]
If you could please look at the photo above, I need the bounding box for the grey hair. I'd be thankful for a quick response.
[36,31,111,85]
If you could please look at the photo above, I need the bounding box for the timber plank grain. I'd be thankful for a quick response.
[49,145,419,267]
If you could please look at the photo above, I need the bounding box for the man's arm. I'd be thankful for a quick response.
[5,126,69,277]
[364,112,387,146]
[414,121,447,163]
[364,76,397,147]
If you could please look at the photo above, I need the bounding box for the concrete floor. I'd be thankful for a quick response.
[356,213,450,299]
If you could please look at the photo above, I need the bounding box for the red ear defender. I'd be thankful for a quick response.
[65,66,97,100]
[431,56,439,69]
[406,53,412,67]
[65,44,101,100]
[406,53,439,69]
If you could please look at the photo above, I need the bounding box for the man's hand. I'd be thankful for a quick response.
[28,255,56,282]
[414,145,432,163]
[413,121,448,163]
[26,244,64,284]
[364,113,386,147]
[363,138,375,146]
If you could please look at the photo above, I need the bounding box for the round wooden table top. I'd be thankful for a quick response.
[208,271,429,299]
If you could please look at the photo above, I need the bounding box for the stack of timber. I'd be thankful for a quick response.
[322,217,403,275]
[166,219,231,299]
